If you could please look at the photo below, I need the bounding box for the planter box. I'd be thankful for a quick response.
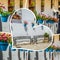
[0,42,8,51]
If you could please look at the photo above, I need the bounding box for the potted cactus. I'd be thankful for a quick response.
[0,32,11,51]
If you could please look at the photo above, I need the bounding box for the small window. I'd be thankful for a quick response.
[29,0,35,11]
[8,0,15,12]
[58,2,60,5]
[41,0,44,12]
[20,0,23,8]
[51,0,53,9]
[59,35,60,41]
[58,8,60,11]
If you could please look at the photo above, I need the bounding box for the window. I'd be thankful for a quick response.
[8,0,15,12]
[59,35,60,41]
[58,8,60,11]
[51,0,54,9]
[20,0,23,8]
[58,0,60,5]
[58,0,60,11]
[29,0,35,11]
[41,0,44,12]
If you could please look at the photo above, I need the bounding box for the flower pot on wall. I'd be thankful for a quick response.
[37,19,43,24]
[24,24,27,28]
[32,23,34,27]
[56,49,60,52]
[0,42,8,51]
[1,16,9,22]
[46,20,54,24]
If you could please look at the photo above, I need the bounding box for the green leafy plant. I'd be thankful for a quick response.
[0,7,3,14]
[2,11,10,16]
[44,33,49,37]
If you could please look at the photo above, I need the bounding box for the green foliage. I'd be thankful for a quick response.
[36,15,41,20]
[33,10,37,16]
[2,11,10,16]
[0,8,3,14]
[44,33,49,37]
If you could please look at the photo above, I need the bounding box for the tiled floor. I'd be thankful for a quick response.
[14,42,51,50]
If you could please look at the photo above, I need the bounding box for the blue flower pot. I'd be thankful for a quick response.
[45,48,49,52]
[49,48,54,52]
[19,49,24,51]
[56,49,60,52]
[0,42,8,51]
[1,16,9,22]
[24,24,27,28]
[46,20,54,24]
[37,19,43,24]
[32,23,34,27]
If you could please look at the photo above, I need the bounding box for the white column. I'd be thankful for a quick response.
[2,46,9,60]
[15,0,20,10]
[39,51,44,60]
[46,52,49,60]
[36,0,41,14]
[23,0,28,8]
[12,49,19,60]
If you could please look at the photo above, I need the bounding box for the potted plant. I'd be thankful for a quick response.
[32,22,34,27]
[0,32,11,51]
[36,14,43,24]
[1,11,10,22]
[0,3,11,22]
[24,21,28,32]
[52,17,58,22]
[44,33,49,42]
[46,16,54,24]
[24,21,28,28]
[45,46,54,52]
